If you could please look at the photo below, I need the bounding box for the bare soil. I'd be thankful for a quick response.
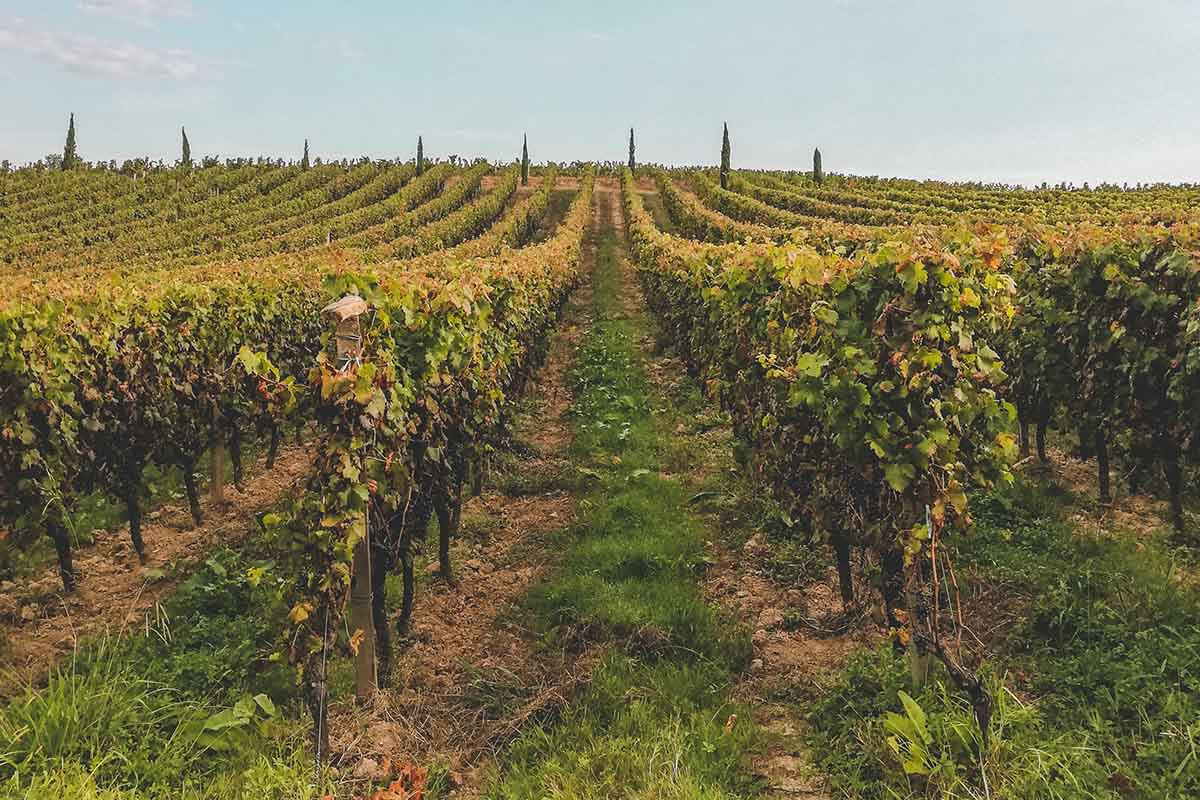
[1022,445,1177,540]
[480,175,550,193]
[1013,442,1198,592]
[0,447,311,694]
[707,538,881,799]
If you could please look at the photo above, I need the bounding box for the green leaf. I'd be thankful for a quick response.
[235,346,260,373]
[899,691,932,745]
[252,694,277,717]
[813,305,838,325]
[202,707,245,732]
[884,462,915,493]
[794,352,828,378]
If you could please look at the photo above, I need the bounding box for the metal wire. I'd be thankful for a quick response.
[315,600,330,780]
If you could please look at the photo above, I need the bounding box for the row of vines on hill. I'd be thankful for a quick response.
[1,157,533,273]
[0,163,588,754]
[624,168,1014,734]
[626,163,1200,751]
[682,165,1200,538]
[264,169,594,754]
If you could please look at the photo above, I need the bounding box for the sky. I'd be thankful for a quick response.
[1,0,1198,185]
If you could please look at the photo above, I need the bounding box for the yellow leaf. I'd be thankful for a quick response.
[246,566,266,587]
[289,601,314,625]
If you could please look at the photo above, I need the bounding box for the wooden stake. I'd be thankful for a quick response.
[210,435,225,505]
[323,294,377,702]
[350,527,377,702]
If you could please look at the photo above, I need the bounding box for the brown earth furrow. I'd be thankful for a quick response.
[0,447,311,694]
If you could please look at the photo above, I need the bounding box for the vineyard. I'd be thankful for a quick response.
[0,143,1198,800]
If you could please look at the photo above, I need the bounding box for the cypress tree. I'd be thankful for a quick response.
[813,147,823,185]
[521,134,529,186]
[719,122,730,189]
[301,139,310,171]
[181,126,192,168]
[628,127,636,174]
[416,136,424,175]
[62,113,78,171]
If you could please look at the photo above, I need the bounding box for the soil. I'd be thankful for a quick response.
[706,539,881,799]
[1013,441,1198,592]
[0,447,311,694]
[480,175,548,193]
[1022,444,1177,541]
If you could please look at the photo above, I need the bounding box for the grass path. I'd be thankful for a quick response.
[484,184,819,798]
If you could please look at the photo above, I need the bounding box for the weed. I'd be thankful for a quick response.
[0,547,314,798]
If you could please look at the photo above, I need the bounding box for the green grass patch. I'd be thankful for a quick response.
[807,478,1200,798]
[487,229,757,798]
[0,547,328,799]
[492,654,756,800]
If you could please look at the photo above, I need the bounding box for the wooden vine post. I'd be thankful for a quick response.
[323,294,378,703]
[210,424,225,505]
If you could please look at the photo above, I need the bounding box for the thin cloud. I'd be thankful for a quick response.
[0,18,200,80]
[77,0,194,26]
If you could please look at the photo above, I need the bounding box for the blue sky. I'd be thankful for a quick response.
[1,0,1198,184]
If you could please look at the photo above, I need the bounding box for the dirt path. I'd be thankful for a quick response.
[0,447,311,694]
[705,538,880,798]
[327,183,612,799]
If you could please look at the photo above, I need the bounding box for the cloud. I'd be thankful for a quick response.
[77,0,194,26]
[0,18,200,79]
